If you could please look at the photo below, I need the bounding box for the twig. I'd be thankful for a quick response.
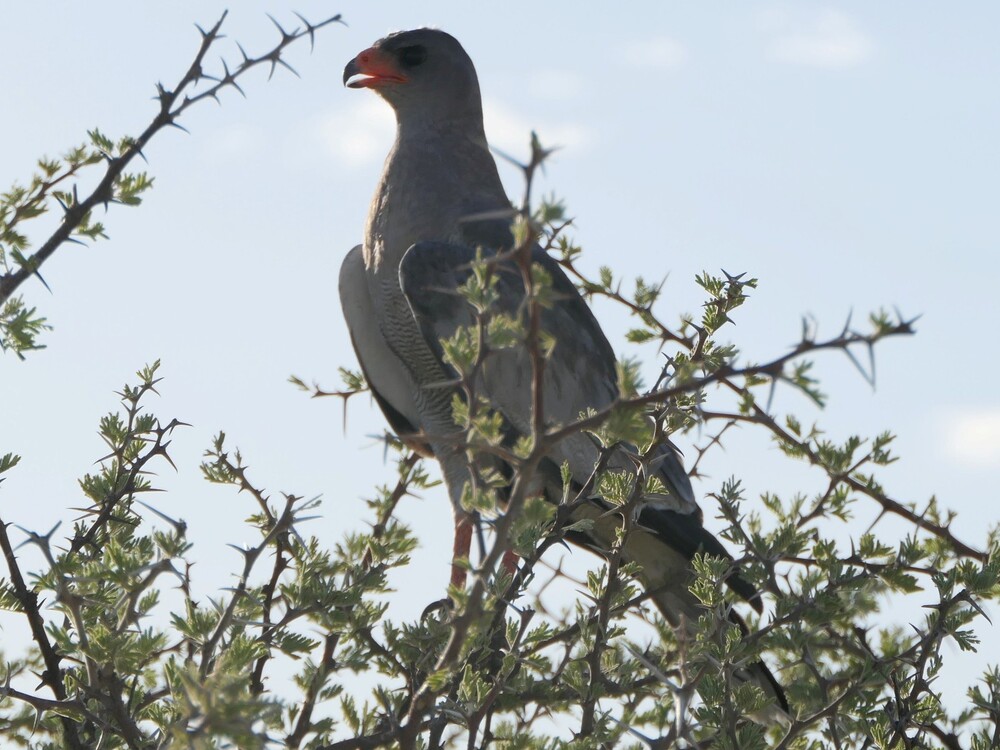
[0,10,345,307]
[0,519,86,750]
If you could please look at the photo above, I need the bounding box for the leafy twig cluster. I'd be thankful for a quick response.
[0,10,344,357]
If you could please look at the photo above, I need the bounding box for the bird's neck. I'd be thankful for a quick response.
[397,106,487,141]
[363,122,508,274]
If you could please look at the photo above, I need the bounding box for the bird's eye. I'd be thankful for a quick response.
[397,45,427,68]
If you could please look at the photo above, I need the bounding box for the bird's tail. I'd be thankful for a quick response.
[567,500,791,726]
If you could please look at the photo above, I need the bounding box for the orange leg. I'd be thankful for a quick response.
[500,549,519,579]
[450,513,474,589]
[451,514,520,588]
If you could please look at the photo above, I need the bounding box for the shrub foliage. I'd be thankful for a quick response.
[2,12,997,750]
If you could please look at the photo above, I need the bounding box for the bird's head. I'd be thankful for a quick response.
[343,28,483,126]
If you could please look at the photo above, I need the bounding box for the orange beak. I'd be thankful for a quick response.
[343,47,408,88]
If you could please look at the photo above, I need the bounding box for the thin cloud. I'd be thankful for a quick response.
[205,123,266,159]
[528,69,586,101]
[943,409,1000,468]
[762,8,873,69]
[312,97,395,167]
[483,98,595,156]
[623,36,688,71]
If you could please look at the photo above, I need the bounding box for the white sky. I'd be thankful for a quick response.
[2,0,999,722]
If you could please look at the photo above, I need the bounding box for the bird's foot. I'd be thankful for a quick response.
[421,596,455,620]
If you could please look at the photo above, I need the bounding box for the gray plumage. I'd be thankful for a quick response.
[339,28,788,721]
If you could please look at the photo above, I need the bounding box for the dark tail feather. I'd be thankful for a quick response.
[727,608,791,723]
[546,464,791,724]
[637,505,764,612]
[568,504,791,725]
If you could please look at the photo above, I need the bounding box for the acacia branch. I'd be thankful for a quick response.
[0,520,86,750]
[0,10,344,307]
[706,394,984,562]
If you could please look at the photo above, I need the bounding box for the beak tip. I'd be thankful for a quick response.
[342,58,359,87]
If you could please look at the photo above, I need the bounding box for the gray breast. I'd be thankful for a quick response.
[363,130,510,437]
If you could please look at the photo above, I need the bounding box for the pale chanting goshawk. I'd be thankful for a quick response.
[338,28,788,722]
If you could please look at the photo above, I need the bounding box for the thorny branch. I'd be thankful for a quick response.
[0,10,344,308]
[0,519,87,750]
[327,133,997,748]
[0,12,348,748]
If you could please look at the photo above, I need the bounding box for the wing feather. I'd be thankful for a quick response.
[398,239,762,612]
[399,241,696,510]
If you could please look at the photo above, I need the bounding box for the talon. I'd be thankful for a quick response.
[421,597,454,620]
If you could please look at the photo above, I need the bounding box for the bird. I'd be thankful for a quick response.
[339,27,788,722]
